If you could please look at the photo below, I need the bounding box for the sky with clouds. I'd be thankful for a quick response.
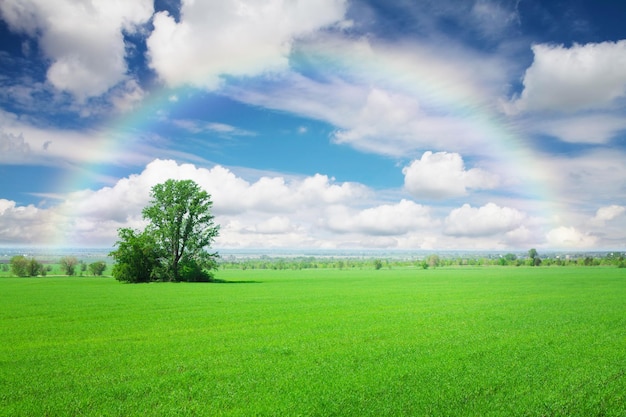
[1,0,625,251]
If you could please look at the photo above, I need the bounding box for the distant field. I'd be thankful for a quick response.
[1,267,624,416]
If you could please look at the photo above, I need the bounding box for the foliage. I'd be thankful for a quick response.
[110,229,162,283]
[1,269,625,415]
[427,254,440,268]
[10,256,45,277]
[88,261,107,276]
[27,258,45,277]
[10,256,29,277]
[111,179,220,282]
[59,256,79,276]
[218,251,626,271]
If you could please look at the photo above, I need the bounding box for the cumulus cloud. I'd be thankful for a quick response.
[509,41,626,113]
[146,0,347,89]
[323,199,435,236]
[0,0,153,100]
[403,151,499,199]
[0,199,59,244]
[546,226,597,249]
[1,157,617,250]
[590,205,625,227]
[504,226,535,246]
[0,159,370,246]
[245,216,298,235]
[444,202,526,237]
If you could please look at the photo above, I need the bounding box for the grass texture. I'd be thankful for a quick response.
[1,267,625,416]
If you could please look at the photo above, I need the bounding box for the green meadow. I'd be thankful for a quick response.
[1,267,625,416]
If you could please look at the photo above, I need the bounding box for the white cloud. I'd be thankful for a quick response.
[504,226,536,246]
[403,151,499,199]
[0,0,153,100]
[323,199,435,236]
[0,199,60,244]
[546,226,597,249]
[590,205,625,227]
[178,164,368,215]
[226,34,514,158]
[0,130,30,161]
[535,149,626,214]
[509,41,626,113]
[0,159,373,246]
[530,114,626,144]
[173,120,256,136]
[146,0,347,89]
[1,158,622,250]
[470,0,519,38]
[444,202,526,237]
[108,79,147,114]
[246,216,297,234]
[0,110,161,167]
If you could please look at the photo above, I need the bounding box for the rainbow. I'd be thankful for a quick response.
[54,41,559,247]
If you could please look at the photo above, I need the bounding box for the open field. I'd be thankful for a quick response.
[1,267,625,416]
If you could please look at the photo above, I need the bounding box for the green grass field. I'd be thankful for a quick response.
[1,267,624,416]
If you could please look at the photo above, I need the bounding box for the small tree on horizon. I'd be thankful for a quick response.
[528,248,541,266]
[89,261,107,276]
[60,256,79,276]
[10,256,29,277]
[10,256,45,277]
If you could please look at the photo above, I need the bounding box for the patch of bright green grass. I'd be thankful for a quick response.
[1,268,625,416]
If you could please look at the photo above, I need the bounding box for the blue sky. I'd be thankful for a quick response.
[1,0,625,250]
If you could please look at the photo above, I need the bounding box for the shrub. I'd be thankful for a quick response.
[89,261,107,276]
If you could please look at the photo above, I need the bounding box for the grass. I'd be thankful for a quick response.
[1,267,625,416]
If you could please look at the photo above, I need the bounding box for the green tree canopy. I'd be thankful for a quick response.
[111,179,220,283]
[89,261,107,276]
[528,248,541,266]
[60,256,79,276]
[10,256,29,277]
[111,229,162,283]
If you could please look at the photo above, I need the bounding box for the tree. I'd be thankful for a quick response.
[11,256,45,277]
[10,256,29,277]
[27,258,45,277]
[110,228,162,283]
[427,254,440,268]
[89,261,107,276]
[60,256,79,276]
[373,259,383,270]
[527,248,541,266]
[111,179,220,283]
[505,253,517,262]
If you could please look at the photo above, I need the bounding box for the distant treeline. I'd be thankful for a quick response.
[219,252,626,270]
[2,256,107,277]
[3,251,625,277]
